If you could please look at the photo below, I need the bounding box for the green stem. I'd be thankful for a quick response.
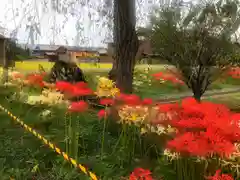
[111,129,124,155]
[100,107,108,159]
[65,113,69,154]
[69,114,72,157]
[131,126,136,160]
[74,115,80,160]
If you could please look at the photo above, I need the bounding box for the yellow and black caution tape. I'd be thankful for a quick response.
[0,105,98,180]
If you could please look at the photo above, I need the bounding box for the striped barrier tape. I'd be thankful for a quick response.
[0,104,98,180]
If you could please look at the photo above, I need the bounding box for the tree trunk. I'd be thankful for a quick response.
[113,0,139,93]
[192,84,202,102]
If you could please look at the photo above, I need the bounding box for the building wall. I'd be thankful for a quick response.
[105,39,153,63]
[99,55,113,63]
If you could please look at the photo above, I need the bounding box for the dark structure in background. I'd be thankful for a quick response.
[19,41,153,63]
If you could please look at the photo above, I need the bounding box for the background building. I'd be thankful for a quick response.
[17,39,153,63]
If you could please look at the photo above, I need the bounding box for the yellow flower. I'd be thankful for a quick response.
[219,144,240,177]
[118,105,149,125]
[166,125,177,133]
[163,149,180,161]
[95,76,120,97]
[110,87,120,97]
[98,77,115,89]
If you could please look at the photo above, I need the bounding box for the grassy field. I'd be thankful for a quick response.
[14,61,172,72]
[205,92,240,111]
[8,61,240,99]
[15,61,112,71]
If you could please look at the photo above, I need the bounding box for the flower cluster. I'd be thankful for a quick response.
[56,81,93,97]
[152,71,184,85]
[206,170,234,180]
[25,73,46,87]
[227,67,240,79]
[220,143,240,177]
[26,89,67,106]
[133,67,152,87]
[154,97,240,158]
[129,168,153,180]
[95,77,120,97]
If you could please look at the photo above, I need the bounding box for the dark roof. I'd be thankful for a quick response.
[64,46,100,52]
[18,43,107,53]
[56,45,107,53]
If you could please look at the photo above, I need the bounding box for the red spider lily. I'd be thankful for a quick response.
[116,93,127,99]
[56,81,73,93]
[68,101,88,112]
[98,109,108,119]
[152,72,184,85]
[142,98,153,105]
[100,98,115,106]
[157,103,180,113]
[152,72,163,79]
[26,73,45,88]
[156,97,240,158]
[74,81,88,89]
[167,132,209,156]
[206,170,234,180]
[71,86,93,97]
[181,97,198,107]
[121,94,141,106]
[56,81,93,97]
[227,67,240,79]
[129,168,153,180]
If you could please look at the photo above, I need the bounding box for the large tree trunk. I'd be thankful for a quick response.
[113,0,139,93]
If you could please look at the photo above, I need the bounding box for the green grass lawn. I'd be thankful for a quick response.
[205,92,240,112]
[4,61,240,99]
